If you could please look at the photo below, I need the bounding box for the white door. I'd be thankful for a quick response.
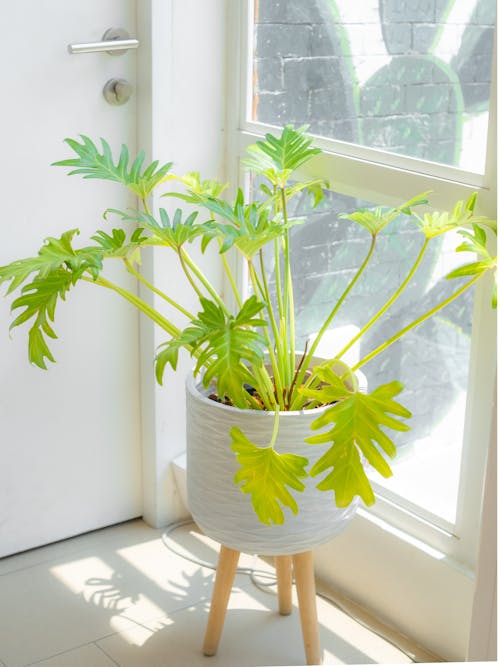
[0,1,143,557]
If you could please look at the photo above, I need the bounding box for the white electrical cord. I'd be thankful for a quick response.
[161,519,419,662]
[162,519,277,594]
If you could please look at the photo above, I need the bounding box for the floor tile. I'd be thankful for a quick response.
[0,522,229,667]
[97,586,410,667]
[0,521,153,576]
[0,519,411,667]
[26,644,117,667]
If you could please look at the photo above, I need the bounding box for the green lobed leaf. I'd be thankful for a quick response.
[299,364,357,404]
[243,125,321,187]
[446,224,497,283]
[0,230,108,367]
[231,426,309,525]
[340,192,429,236]
[194,296,266,406]
[9,269,75,368]
[155,296,266,405]
[189,198,292,258]
[53,136,173,199]
[414,194,496,239]
[230,205,289,259]
[155,325,202,384]
[305,380,411,508]
[162,171,228,201]
[106,207,207,250]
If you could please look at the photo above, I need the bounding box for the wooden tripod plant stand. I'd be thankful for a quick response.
[203,545,322,666]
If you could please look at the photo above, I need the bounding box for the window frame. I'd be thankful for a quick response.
[226,0,496,594]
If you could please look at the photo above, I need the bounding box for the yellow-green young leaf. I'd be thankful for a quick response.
[306,381,411,508]
[299,363,356,404]
[231,427,309,525]
[340,192,429,236]
[446,224,497,293]
[162,171,228,200]
[315,442,375,507]
[414,194,496,239]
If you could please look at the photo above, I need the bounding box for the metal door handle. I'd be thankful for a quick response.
[68,28,139,56]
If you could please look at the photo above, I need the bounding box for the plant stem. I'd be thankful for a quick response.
[249,258,285,408]
[274,236,285,323]
[178,250,205,302]
[287,341,309,409]
[219,243,243,309]
[337,237,430,362]
[82,274,181,339]
[180,248,229,315]
[352,272,484,372]
[250,363,277,411]
[289,234,377,410]
[124,258,194,320]
[258,250,284,363]
[281,187,295,386]
[269,405,281,449]
[255,255,285,399]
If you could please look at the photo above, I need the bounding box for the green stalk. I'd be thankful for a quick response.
[124,258,194,320]
[249,257,266,301]
[250,363,277,411]
[336,237,430,362]
[352,272,484,372]
[245,386,269,410]
[258,250,284,362]
[274,236,285,322]
[180,248,229,315]
[289,234,377,410]
[273,181,285,326]
[178,250,205,302]
[218,241,243,309]
[269,405,281,449]
[137,196,196,317]
[287,343,309,409]
[280,187,296,386]
[255,254,285,400]
[249,258,285,408]
[82,274,181,339]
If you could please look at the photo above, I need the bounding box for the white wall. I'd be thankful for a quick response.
[136,0,227,527]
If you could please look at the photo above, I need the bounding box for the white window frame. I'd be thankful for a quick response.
[225,1,497,658]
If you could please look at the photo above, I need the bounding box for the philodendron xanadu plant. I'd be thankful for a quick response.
[0,126,496,525]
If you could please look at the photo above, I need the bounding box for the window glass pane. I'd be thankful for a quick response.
[253,181,472,525]
[252,0,496,173]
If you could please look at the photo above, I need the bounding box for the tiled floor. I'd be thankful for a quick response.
[0,520,412,667]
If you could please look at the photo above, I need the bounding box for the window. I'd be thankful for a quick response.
[252,0,495,172]
[226,0,496,658]
[254,184,474,531]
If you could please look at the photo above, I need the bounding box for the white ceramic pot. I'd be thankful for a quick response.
[186,368,363,556]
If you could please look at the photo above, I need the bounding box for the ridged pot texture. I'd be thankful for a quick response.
[186,375,359,556]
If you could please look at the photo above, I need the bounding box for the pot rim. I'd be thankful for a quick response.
[185,373,330,417]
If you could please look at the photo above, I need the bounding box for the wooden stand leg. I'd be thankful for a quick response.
[275,555,293,615]
[203,545,240,657]
[292,551,321,666]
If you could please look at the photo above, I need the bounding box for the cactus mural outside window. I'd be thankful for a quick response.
[253,0,495,170]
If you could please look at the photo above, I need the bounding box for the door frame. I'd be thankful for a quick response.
[136,0,227,527]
